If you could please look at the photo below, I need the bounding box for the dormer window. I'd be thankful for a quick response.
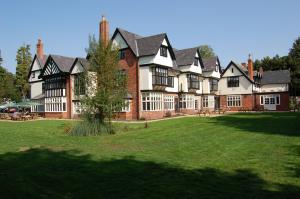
[194,58,199,66]
[160,46,168,57]
[215,65,219,72]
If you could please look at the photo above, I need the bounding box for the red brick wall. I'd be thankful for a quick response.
[255,92,290,111]
[180,109,197,114]
[118,48,139,119]
[66,76,72,119]
[220,94,255,111]
[45,112,68,119]
[140,111,165,120]
[275,92,289,111]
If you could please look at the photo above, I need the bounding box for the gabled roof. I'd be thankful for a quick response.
[116,28,142,56]
[112,28,176,59]
[261,70,290,85]
[174,47,200,66]
[50,55,76,73]
[222,61,254,83]
[77,57,90,70]
[202,56,221,72]
[69,57,90,73]
[28,54,48,79]
[136,33,166,57]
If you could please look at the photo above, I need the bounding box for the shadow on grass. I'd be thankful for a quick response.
[212,112,300,137]
[288,145,300,178]
[0,148,299,198]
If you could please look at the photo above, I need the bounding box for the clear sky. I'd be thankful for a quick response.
[0,0,299,73]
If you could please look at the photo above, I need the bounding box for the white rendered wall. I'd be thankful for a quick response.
[178,74,188,92]
[71,62,84,74]
[202,78,210,94]
[139,66,152,90]
[166,76,179,92]
[261,84,289,93]
[30,82,43,99]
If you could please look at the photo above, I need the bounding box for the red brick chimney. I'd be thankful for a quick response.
[100,15,109,46]
[36,39,44,60]
[247,54,254,80]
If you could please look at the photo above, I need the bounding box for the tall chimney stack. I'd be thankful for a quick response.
[100,15,109,46]
[36,39,44,60]
[247,54,254,80]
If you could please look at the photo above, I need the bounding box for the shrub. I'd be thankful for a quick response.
[69,119,114,136]
[165,111,172,117]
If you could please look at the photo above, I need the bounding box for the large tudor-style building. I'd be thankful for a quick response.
[28,16,291,120]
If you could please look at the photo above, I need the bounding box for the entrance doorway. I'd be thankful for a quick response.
[214,96,220,110]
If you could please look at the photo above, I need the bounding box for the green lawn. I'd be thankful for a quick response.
[0,113,299,198]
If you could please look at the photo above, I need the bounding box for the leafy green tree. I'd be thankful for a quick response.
[71,36,127,135]
[0,66,19,102]
[15,44,32,99]
[289,37,300,96]
[198,45,215,59]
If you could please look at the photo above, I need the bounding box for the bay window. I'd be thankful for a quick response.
[227,95,241,107]
[164,95,174,110]
[152,67,168,86]
[180,94,195,109]
[187,74,199,89]
[142,92,163,111]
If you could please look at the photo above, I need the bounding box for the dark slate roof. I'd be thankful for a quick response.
[174,47,198,66]
[51,55,76,73]
[117,28,142,56]
[77,57,90,70]
[202,56,218,72]
[114,28,176,59]
[136,33,166,57]
[261,70,291,85]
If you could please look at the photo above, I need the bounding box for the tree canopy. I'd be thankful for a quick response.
[253,37,300,95]
[71,36,127,135]
[15,44,32,99]
[198,45,216,59]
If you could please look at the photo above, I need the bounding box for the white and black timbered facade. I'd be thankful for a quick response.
[28,16,291,120]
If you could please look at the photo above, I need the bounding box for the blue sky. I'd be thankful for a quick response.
[0,0,299,73]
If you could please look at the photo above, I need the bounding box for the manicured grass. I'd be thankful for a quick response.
[0,113,299,198]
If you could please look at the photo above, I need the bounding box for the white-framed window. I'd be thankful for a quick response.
[121,99,131,112]
[32,71,35,78]
[45,97,67,112]
[142,92,163,111]
[260,95,280,105]
[227,95,241,107]
[164,95,174,110]
[179,94,195,109]
[202,96,209,108]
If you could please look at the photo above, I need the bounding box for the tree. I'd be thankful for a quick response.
[70,36,127,135]
[0,66,19,102]
[198,45,216,59]
[15,44,32,99]
[289,37,300,96]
